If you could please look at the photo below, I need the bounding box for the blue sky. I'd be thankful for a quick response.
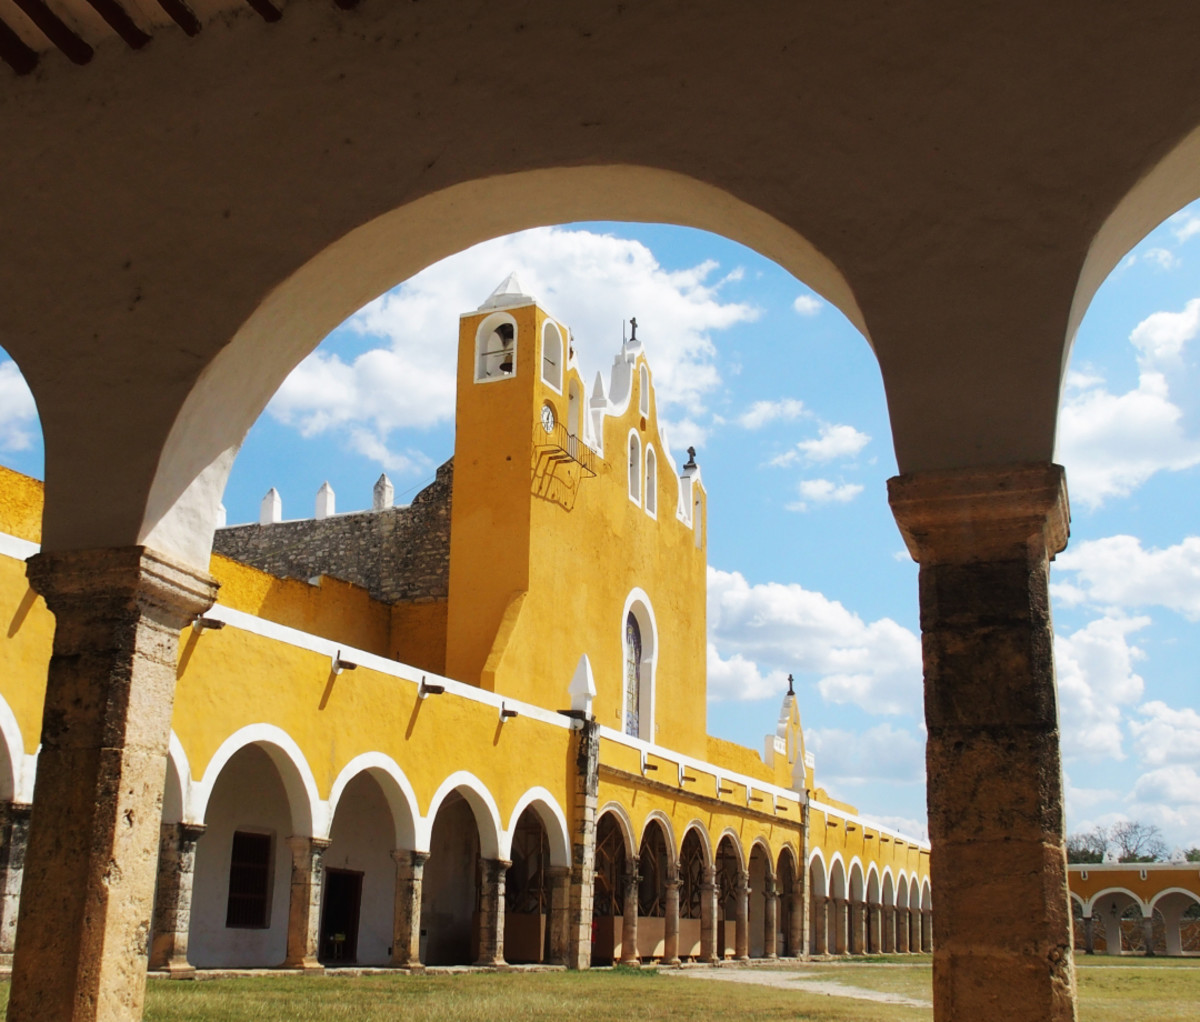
[3,207,1200,849]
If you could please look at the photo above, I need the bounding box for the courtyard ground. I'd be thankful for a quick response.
[0,956,1195,1021]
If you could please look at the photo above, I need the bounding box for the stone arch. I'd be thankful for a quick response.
[714,832,743,959]
[747,838,773,958]
[680,821,714,868]
[715,828,746,872]
[640,810,678,869]
[161,732,190,826]
[193,724,320,839]
[1148,888,1200,956]
[677,824,710,957]
[637,815,672,930]
[593,807,634,964]
[1085,886,1149,918]
[827,855,849,955]
[881,867,896,908]
[866,864,882,906]
[327,752,420,851]
[0,689,26,804]
[775,844,800,957]
[504,786,570,869]
[135,166,858,570]
[422,771,502,860]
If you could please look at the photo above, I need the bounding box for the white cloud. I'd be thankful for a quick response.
[1053,534,1200,620]
[806,723,925,786]
[705,644,790,702]
[1142,247,1179,271]
[787,478,864,511]
[1055,370,1200,507]
[1054,615,1148,761]
[707,567,922,715]
[794,424,870,462]
[1130,701,1200,767]
[793,294,823,316]
[1174,216,1200,245]
[269,227,758,470]
[0,360,37,452]
[737,398,806,430]
[1129,297,1200,366]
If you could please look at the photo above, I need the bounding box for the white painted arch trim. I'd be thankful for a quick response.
[422,770,503,860]
[807,846,828,895]
[1084,886,1151,917]
[193,723,324,838]
[881,866,897,904]
[776,841,801,877]
[865,863,882,902]
[0,689,30,804]
[1148,886,1200,913]
[328,752,420,850]
[680,819,714,866]
[640,809,678,867]
[164,731,194,824]
[597,800,638,861]
[827,852,848,896]
[714,827,746,871]
[504,786,570,868]
[620,587,658,744]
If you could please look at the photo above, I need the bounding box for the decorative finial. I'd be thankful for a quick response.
[685,446,697,469]
[787,673,794,696]
[630,316,638,341]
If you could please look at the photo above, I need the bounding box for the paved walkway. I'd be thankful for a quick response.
[664,965,933,1008]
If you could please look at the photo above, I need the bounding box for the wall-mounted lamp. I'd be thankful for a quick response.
[499,702,518,721]
[193,615,225,632]
[418,676,446,700]
[331,650,358,675]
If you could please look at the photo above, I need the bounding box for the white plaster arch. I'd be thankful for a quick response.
[626,429,642,506]
[422,770,503,860]
[808,846,829,898]
[921,877,932,911]
[596,800,638,861]
[540,320,564,394]
[503,786,570,868]
[896,874,911,909]
[474,311,519,383]
[639,809,678,868]
[881,867,897,907]
[1070,891,1086,913]
[908,876,921,905]
[866,864,882,905]
[714,827,746,871]
[328,752,420,850]
[776,842,800,879]
[1149,886,1200,915]
[620,587,659,743]
[680,820,714,867]
[848,856,866,901]
[1084,886,1150,917]
[162,731,193,825]
[748,835,775,879]
[193,723,322,838]
[643,443,658,519]
[0,689,27,803]
[828,852,848,899]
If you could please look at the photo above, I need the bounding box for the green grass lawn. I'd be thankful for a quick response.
[0,958,1194,1021]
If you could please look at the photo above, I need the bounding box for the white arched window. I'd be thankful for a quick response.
[628,432,641,505]
[644,445,657,517]
[541,321,563,392]
[474,313,517,381]
[621,591,658,741]
[639,363,650,416]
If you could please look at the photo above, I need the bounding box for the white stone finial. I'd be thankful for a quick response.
[315,481,335,520]
[478,272,534,311]
[373,473,394,511]
[569,654,597,716]
[260,488,281,525]
[216,502,227,529]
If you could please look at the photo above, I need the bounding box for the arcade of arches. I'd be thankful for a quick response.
[5,4,1200,1022]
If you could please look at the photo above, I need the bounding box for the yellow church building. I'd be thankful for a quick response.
[0,278,931,975]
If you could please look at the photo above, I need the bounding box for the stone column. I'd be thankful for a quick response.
[922,908,933,953]
[868,904,882,954]
[0,801,32,967]
[1082,916,1094,955]
[897,908,909,953]
[284,836,330,971]
[699,866,719,963]
[1141,915,1156,957]
[8,547,217,1022]
[663,867,681,966]
[390,849,426,968]
[619,869,640,966]
[850,899,865,955]
[734,871,750,962]
[833,897,847,955]
[889,463,1076,1021]
[811,896,827,955]
[763,876,779,959]
[475,857,510,967]
[546,865,571,966]
[790,878,806,957]
[149,822,206,976]
[567,721,599,970]
[883,906,895,953]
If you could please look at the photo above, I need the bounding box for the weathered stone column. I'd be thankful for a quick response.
[889,463,1076,1021]
[149,822,206,976]
[567,720,599,970]
[699,866,719,963]
[850,899,865,955]
[475,857,510,967]
[763,876,779,959]
[619,869,640,966]
[546,865,571,966]
[868,904,882,954]
[390,849,426,968]
[9,547,217,1022]
[811,896,827,955]
[662,867,681,966]
[883,906,895,952]
[897,908,910,953]
[833,897,848,955]
[0,801,32,967]
[1141,915,1156,957]
[284,836,330,971]
[1082,916,1094,955]
[734,871,750,962]
[922,908,933,953]
[790,877,806,957]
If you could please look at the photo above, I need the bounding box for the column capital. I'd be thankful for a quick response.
[27,546,218,628]
[178,822,207,845]
[391,848,429,869]
[888,462,1069,564]
[545,865,571,881]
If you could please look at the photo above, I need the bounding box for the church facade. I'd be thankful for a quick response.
[0,279,931,974]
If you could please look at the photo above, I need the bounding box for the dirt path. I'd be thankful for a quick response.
[664,966,933,1008]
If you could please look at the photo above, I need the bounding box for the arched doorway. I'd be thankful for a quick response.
[422,792,483,965]
[592,812,630,965]
[776,848,798,957]
[637,819,671,962]
[809,854,829,955]
[505,808,550,964]
[678,827,708,962]
[714,836,741,960]
[748,842,771,958]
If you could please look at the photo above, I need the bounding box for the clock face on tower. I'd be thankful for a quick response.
[541,404,556,434]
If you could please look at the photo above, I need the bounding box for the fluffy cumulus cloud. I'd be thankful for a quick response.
[706,567,922,714]
[1130,701,1200,767]
[806,723,925,786]
[1054,615,1148,761]
[1053,534,1200,620]
[0,360,38,452]
[786,479,864,511]
[737,398,806,430]
[269,227,758,467]
[793,294,823,316]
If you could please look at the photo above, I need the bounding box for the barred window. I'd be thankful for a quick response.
[226,831,273,928]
